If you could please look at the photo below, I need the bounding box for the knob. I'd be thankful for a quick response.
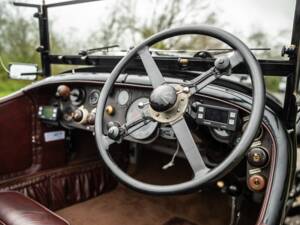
[87,113,96,125]
[214,57,230,71]
[248,174,266,192]
[73,109,83,122]
[247,147,268,167]
[56,85,71,98]
[107,126,120,140]
[105,105,115,116]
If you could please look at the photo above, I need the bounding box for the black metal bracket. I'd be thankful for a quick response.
[283,0,300,130]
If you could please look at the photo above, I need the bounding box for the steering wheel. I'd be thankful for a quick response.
[95,26,265,195]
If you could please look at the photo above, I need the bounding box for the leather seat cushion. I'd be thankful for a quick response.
[0,192,69,225]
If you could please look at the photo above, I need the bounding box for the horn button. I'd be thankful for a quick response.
[150,85,177,112]
[149,85,190,123]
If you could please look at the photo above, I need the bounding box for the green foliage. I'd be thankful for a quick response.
[0,79,30,97]
[265,76,281,93]
[0,1,66,97]
[0,1,39,96]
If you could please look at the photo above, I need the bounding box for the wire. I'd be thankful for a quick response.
[162,142,180,170]
[0,55,9,73]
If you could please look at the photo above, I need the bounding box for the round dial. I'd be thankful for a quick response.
[118,90,130,106]
[88,90,100,106]
[126,97,158,140]
[70,88,85,106]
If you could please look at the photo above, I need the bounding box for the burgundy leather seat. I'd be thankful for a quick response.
[0,192,69,225]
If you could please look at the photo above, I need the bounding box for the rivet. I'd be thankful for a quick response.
[216,181,225,188]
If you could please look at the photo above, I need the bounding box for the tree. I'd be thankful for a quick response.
[0,0,66,96]
[88,0,222,50]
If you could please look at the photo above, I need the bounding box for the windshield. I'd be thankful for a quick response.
[0,0,296,100]
[42,0,296,60]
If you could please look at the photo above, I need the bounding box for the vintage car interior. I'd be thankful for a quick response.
[0,1,299,225]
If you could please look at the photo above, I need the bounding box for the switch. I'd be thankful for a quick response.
[248,174,266,192]
[247,147,269,167]
[87,113,96,125]
[229,119,235,125]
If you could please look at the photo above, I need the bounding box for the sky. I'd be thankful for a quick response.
[11,0,297,52]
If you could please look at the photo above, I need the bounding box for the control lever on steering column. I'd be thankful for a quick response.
[107,122,124,141]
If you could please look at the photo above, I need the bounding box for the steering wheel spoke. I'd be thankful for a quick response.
[188,51,244,95]
[188,68,221,95]
[138,46,165,88]
[228,50,244,68]
[171,117,209,176]
[102,135,117,150]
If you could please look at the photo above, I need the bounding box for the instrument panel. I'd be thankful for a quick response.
[38,82,274,193]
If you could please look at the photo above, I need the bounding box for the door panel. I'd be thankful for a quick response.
[0,94,34,176]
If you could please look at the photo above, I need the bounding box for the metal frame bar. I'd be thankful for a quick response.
[48,54,295,76]
[46,0,104,8]
[282,0,300,129]
[13,0,103,77]
[12,2,40,8]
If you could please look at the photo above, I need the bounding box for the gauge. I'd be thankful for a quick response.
[126,97,158,140]
[88,90,100,106]
[209,127,232,144]
[118,90,130,106]
[70,88,85,106]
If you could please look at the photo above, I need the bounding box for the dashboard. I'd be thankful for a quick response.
[36,79,275,194]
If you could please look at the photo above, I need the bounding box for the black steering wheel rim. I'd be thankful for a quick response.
[95,25,265,195]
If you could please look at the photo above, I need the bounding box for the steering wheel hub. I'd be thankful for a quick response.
[149,85,190,124]
[149,84,177,112]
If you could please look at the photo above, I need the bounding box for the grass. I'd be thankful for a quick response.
[0,75,30,97]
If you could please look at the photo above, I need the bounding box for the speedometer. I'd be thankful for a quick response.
[126,97,158,140]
